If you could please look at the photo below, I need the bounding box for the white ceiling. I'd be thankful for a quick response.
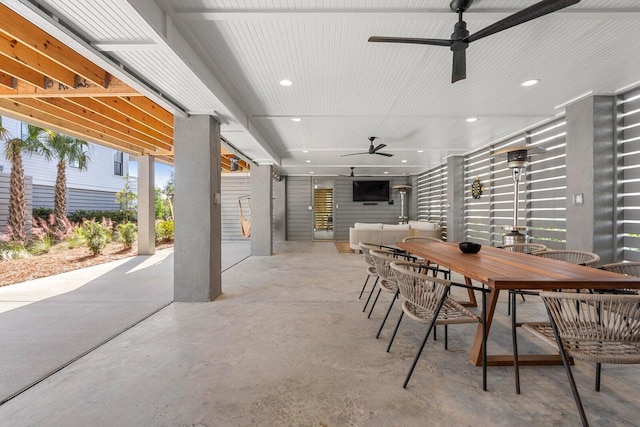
[8,0,640,176]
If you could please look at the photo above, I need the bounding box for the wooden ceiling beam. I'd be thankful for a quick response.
[119,95,174,129]
[66,97,172,146]
[0,98,148,155]
[0,4,108,87]
[0,32,76,87]
[0,72,15,89]
[0,56,46,88]
[36,97,173,152]
[91,96,173,138]
[7,97,171,154]
[0,77,138,98]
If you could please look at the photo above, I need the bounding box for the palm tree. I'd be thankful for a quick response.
[43,132,90,227]
[2,123,47,241]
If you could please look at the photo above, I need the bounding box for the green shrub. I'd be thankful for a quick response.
[32,207,54,221]
[68,210,132,225]
[78,219,110,255]
[116,222,137,249]
[155,220,174,243]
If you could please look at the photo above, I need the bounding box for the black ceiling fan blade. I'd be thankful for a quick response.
[373,143,387,152]
[340,152,369,157]
[376,152,394,157]
[467,0,580,44]
[368,36,452,47]
[452,49,466,83]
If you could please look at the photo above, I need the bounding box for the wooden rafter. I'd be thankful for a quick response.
[0,4,250,173]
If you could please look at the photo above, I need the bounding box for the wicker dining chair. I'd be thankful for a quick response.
[368,249,404,338]
[510,250,601,394]
[532,250,600,267]
[500,243,548,254]
[601,262,640,294]
[535,291,640,427]
[499,243,548,315]
[359,243,395,312]
[389,261,488,391]
[401,236,450,279]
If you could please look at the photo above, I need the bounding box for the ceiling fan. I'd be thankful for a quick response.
[368,0,581,83]
[340,137,393,158]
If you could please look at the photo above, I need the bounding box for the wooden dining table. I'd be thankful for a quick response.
[397,240,640,367]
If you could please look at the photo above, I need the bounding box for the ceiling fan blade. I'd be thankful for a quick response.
[376,152,394,157]
[368,36,452,47]
[467,0,580,43]
[452,49,466,83]
[373,143,387,152]
[340,152,369,157]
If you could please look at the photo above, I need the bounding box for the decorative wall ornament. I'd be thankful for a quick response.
[471,177,485,199]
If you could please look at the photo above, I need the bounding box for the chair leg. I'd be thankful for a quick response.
[376,289,398,338]
[546,307,590,427]
[387,311,404,352]
[511,291,521,394]
[362,277,379,312]
[359,274,370,299]
[595,363,601,392]
[444,325,448,350]
[402,293,448,389]
[367,288,382,318]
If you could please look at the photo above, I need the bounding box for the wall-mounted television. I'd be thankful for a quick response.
[352,180,390,202]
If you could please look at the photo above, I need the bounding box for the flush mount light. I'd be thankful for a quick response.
[305,160,311,163]
[401,159,408,163]
[466,117,478,123]
[302,150,309,153]
[521,79,540,87]
[279,79,293,86]
[417,150,424,153]
[291,117,302,122]
[309,171,314,174]
[384,171,389,174]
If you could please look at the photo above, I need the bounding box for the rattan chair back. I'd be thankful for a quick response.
[533,250,600,267]
[501,243,548,254]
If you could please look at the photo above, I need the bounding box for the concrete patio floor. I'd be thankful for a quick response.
[0,241,638,426]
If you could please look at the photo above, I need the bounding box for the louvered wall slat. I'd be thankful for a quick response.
[416,164,447,239]
[618,88,640,261]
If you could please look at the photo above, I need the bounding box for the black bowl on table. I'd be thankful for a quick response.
[459,242,482,254]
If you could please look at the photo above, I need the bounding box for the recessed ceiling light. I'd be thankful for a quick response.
[302,150,309,153]
[466,117,478,123]
[291,117,302,122]
[305,160,311,163]
[522,79,540,87]
[384,171,389,174]
[401,159,408,163]
[417,150,424,153]
[279,79,293,86]
[309,171,314,174]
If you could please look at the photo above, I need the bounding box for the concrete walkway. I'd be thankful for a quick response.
[0,241,638,426]
[0,240,250,405]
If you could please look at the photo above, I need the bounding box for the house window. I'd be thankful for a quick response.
[113,151,124,176]
[69,158,80,168]
[20,122,28,139]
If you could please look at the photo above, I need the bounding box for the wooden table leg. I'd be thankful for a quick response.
[458,277,478,307]
[470,286,499,366]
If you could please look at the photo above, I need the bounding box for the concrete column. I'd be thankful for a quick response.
[446,155,465,242]
[250,165,273,255]
[565,95,616,263]
[273,176,286,241]
[174,115,222,302]
[137,155,155,255]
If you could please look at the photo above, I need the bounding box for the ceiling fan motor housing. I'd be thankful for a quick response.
[450,0,473,13]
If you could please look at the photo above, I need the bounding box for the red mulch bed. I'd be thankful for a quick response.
[0,241,174,287]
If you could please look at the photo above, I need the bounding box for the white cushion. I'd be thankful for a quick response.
[410,222,438,230]
[353,222,383,229]
[382,224,410,230]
